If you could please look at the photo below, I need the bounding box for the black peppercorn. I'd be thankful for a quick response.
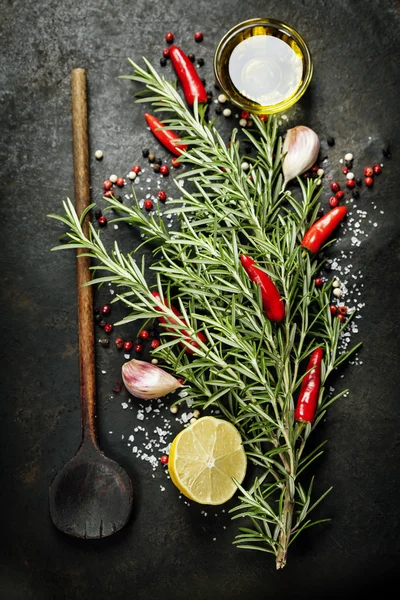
[148,153,155,163]
[155,157,162,165]
[206,89,213,97]
[187,53,195,62]
[324,263,331,272]
[100,338,110,347]
[142,148,150,158]
[160,57,167,67]
[98,319,107,328]
[200,77,206,86]
[356,178,362,186]
[214,80,220,89]
[382,143,391,158]
[94,313,102,323]
[344,159,353,168]
[352,189,360,199]
[327,136,335,146]
[197,58,205,67]
[153,163,160,173]
[206,95,213,104]
[244,144,252,153]
[317,208,325,218]
[94,209,102,219]
[215,106,222,115]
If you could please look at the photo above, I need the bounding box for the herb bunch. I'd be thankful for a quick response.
[49,58,360,569]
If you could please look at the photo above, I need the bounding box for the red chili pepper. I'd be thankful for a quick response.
[301,206,347,254]
[151,291,206,353]
[240,255,285,322]
[169,45,208,105]
[144,113,187,156]
[294,348,323,424]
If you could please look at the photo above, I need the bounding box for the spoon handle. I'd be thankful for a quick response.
[71,68,97,448]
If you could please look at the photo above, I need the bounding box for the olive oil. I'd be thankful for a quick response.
[228,35,303,107]
[214,19,312,114]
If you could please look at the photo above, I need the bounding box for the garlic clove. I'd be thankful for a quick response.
[282,125,320,187]
[121,358,183,400]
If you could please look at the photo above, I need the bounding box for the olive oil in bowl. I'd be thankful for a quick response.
[214,18,313,114]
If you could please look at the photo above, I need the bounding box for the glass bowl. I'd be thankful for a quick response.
[213,18,313,114]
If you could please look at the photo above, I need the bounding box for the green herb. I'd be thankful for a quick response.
[48,58,361,569]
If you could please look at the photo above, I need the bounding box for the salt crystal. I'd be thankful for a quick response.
[121,402,129,409]
[129,434,134,442]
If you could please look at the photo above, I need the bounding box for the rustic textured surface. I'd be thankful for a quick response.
[0,0,399,598]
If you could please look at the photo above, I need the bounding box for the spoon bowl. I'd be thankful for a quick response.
[49,441,133,539]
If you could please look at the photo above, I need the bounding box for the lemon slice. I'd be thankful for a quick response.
[168,416,247,505]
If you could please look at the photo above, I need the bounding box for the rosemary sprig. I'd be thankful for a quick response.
[49,59,361,569]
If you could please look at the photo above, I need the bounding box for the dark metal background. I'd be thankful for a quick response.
[1,0,399,598]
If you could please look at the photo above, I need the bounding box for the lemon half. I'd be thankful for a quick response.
[168,416,247,505]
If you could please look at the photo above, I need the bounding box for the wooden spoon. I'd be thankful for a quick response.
[49,68,133,539]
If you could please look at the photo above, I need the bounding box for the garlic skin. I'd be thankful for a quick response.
[122,359,183,400]
[282,126,320,187]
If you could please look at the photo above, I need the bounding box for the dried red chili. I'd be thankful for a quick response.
[169,45,208,105]
[144,113,187,156]
[151,291,206,353]
[240,255,285,322]
[294,348,323,424]
[301,206,347,254]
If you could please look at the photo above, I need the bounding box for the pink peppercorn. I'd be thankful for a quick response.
[329,196,339,208]
[160,164,169,176]
[330,182,340,192]
[373,163,382,175]
[364,166,373,177]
